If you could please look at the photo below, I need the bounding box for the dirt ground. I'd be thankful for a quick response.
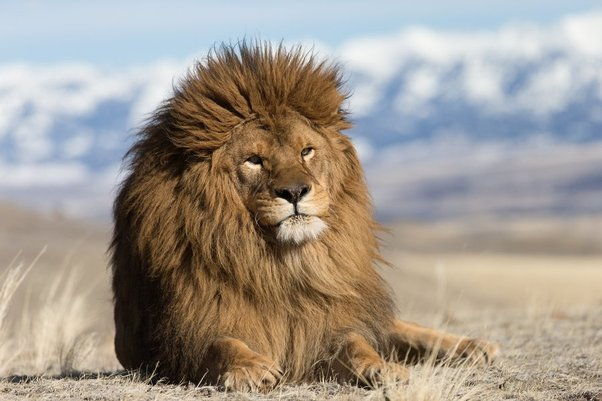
[0,201,600,400]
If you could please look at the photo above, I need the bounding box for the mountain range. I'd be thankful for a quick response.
[1,11,601,220]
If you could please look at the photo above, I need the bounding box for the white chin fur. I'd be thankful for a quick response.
[276,216,327,244]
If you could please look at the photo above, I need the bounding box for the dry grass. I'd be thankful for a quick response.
[0,252,116,378]
[0,254,495,401]
[0,203,601,400]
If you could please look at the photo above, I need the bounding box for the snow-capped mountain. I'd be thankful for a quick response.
[1,11,602,219]
[345,12,602,147]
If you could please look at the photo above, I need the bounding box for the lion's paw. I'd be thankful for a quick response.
[221,354,282,392]
[452,338,500,365]
[357,359,409,387]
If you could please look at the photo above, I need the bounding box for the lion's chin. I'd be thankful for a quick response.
[276,215,327,245]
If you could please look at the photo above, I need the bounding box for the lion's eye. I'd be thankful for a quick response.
[245,155,263,167]
[301,147,314,159]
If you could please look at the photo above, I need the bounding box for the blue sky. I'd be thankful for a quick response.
[1,0,600,65]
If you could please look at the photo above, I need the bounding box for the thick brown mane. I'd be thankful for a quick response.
[138,43,350,159]
[111,42,498,389]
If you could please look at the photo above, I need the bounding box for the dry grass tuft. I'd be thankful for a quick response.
[0,251,114,377]
[0,248,45,372]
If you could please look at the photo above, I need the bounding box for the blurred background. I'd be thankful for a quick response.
[1,0,601,328]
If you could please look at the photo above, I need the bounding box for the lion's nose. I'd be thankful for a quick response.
[275,184,310,204]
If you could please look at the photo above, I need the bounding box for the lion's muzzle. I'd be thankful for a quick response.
[276,214,327,244]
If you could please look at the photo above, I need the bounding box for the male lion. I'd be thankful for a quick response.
[111,43,498,391]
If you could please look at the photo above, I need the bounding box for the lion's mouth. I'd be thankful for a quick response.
[274,214,327,244]
[276,213,310,227]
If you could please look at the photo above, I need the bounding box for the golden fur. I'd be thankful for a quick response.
[110,43,498,390]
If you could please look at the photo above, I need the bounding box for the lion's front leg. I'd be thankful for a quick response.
[330,332,409,387]
[388,320,500,365]
[206,337,282,392]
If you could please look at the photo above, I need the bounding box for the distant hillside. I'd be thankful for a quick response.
[0,200,109,268]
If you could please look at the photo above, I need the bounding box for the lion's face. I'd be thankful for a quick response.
[220,116,334,245]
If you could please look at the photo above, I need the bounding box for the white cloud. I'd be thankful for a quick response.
[0,162,89,187]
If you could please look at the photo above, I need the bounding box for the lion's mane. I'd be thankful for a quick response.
[111,43,395,383]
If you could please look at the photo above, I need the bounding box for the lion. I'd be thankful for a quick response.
[110,42,499,391]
